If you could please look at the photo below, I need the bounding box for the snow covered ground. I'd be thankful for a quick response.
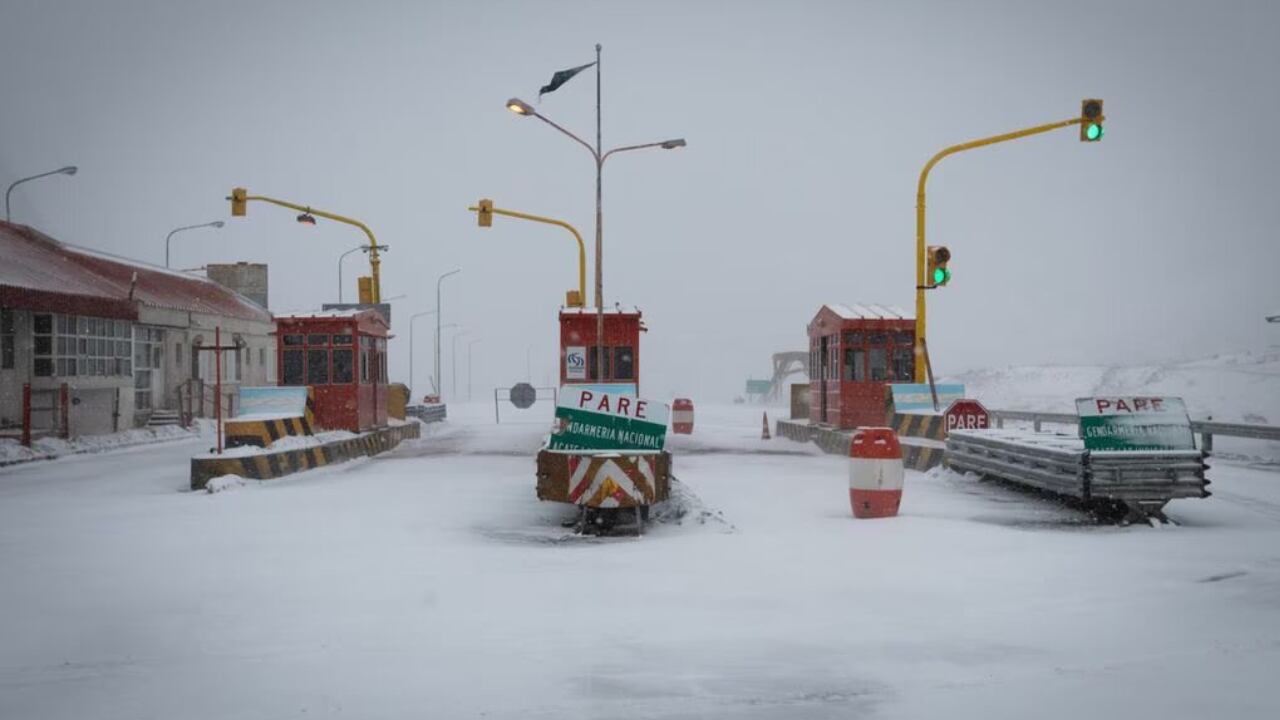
[2,402,1279,718]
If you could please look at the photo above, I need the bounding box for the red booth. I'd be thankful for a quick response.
[558,306,643,396]
[808,304,915,429]
[276,309,389,432]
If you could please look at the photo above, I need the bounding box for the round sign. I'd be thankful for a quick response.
[944,399,991,433]
[510,382,537,409]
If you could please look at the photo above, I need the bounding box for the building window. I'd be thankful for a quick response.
[360,336,372,384]
[133,327,164,410]
[892,347,914,382]
[844,348,866,382]
[333,348,354,384]
[175,342,183,367]
[282,334,304,346]
[1,308,14,369]
[588,347,610,381]
[259,347,266,366]
[869,347,888,381]
[31,313,131,378]
[334,334,353,346]
[282,349,304,385]
[613,346,635,380]
[307,348,330,385]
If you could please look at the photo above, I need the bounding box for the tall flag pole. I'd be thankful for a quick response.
[594,43,605,393]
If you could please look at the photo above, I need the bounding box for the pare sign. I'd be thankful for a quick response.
[1075,396,1195,452]
[551,389,669,452]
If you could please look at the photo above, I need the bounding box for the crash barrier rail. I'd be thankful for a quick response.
[946,428,1209,516]
[405,404,448,423]
[989,409,1280,452]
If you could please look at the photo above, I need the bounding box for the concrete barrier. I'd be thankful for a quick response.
[191,422,420,490]
[777,418,944,471]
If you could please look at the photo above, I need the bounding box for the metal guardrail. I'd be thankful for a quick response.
[405,404,447,423]
[947,427,1210,518]
[989,409,1280,451]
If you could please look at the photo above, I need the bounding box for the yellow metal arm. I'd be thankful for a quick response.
[912,115,1097,382]
[468,203,588,308]
[233,191,384,303]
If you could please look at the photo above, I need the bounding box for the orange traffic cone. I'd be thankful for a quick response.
[761,412,771,440]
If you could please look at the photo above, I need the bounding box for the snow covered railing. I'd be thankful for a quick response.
[405,404,447,424]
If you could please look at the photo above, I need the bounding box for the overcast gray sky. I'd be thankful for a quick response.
[2,0,1277,401]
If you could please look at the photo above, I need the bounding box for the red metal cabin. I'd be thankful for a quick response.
[276,309,389,432]
[559,307,642,396]
[808,304,915,429]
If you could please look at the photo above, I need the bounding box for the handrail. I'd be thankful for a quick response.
[987,408,1280,445]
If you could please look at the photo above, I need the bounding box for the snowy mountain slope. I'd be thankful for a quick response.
[943,350,1280,424]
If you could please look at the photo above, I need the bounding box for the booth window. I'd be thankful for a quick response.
[334,334,353,346]
[844,347,867,381]
[614,346,635,380]
[308,334,329,346]
[333,348,354,383]
[360,336,372,383]
[869,347,888,381]
[283,334,304,346]
[283,349,304,385]
[307,348,329,385]
[1,309,13,369]
[588,347,610,381]
[892,347,914,381]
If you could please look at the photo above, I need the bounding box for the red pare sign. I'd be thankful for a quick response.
[944,399,991,433]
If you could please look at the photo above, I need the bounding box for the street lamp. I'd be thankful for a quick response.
[468,338,482,402]
[164,221,224,268]
[505,95,684,383]
[408,308,437,400]
[435,268,461,399]
[339,244,389,303]
[451,328,470,399]
[6,165,77,223]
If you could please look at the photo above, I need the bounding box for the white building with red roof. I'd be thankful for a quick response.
[1,221,275,437]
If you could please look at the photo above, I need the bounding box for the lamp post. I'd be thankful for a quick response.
[435,268,461,398]
[164,221,224,268]
[451,328,470,399]
[468,338,482,402]
[506,84,684,388]
[408,308,437,400]
[339,244,389,302]
[6,166,77,223]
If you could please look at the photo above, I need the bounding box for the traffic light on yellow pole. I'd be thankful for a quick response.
[230,187,247,216]
[926,245,951,287]
[477,199,494,227]
[1080,99,1104,142]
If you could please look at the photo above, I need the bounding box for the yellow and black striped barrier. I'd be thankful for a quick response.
[890,412,947,442]
[191,422,421,490]
[775,418,945,471]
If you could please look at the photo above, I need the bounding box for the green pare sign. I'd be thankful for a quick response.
[550,388,669,452]
[1075,397,1196,452]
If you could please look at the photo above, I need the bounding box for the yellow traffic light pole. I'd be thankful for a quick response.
[913,113,1102,382]
[468,200,588,308]
[228,188,385,303]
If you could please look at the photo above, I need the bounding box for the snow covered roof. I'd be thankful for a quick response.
[277,308,369,319]
[0,221,272,324]
[826,303,910,320]
[560,305,642,316]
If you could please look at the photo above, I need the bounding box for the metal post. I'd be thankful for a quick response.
[59,383,69,439]
[435,269,461,399]
[337,246,364,303]
[215,326,223,454]
[21,383,31,447]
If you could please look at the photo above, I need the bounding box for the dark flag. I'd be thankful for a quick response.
[538,62,597,99]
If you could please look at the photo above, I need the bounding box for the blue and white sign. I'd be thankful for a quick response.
[889,383,966,414]
[565,346,587,380]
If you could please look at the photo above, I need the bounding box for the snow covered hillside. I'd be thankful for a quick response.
[943,350,1280,424]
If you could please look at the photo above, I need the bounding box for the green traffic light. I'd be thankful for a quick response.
[1086,123,1103,141]
[933,267,949,285]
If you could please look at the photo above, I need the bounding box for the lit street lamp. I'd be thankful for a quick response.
[506,91,684,382]
[5,165,77,223]
[435,268,461,399]
[164,221,224,268]
[408,308,437,400]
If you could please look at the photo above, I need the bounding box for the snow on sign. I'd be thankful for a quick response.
[944,398,990,432]
[550,388,669,452]
[1075,396,1196,452]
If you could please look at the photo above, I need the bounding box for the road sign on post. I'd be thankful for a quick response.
[510,382,537,409]
[550,387,669,452]
[944,398,991,433]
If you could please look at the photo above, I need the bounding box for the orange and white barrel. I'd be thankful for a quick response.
[672,398,694,435]
[848,427,904,518]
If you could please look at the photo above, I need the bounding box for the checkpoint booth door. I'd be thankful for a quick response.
[807,303,915,430]
[559,306,642,397]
